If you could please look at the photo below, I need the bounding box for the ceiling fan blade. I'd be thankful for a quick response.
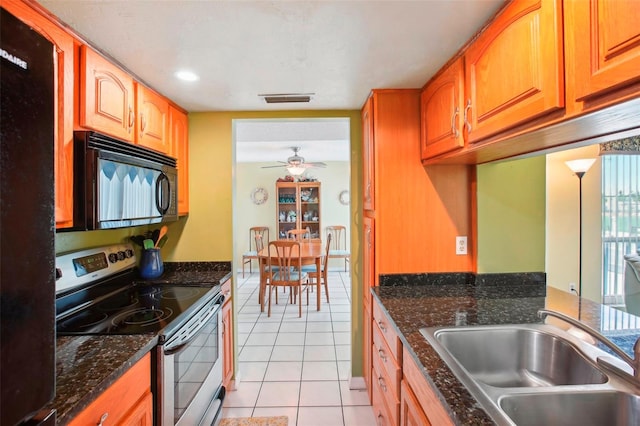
[261,164,288,169]
[306,162,327,167]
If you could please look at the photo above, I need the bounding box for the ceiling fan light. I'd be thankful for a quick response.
[287,166,306,176]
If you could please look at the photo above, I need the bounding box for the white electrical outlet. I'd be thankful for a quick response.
[456,236,467,255]
[569,282,576,293]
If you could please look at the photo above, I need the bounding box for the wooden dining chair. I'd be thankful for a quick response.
[326,225,350,271]
[264,240,310,317]
[242,226,269,277]
[287,227,310,241]
[303,233,331,304]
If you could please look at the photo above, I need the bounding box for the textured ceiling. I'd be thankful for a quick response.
[41,0,504,112]
[39,0,504,162]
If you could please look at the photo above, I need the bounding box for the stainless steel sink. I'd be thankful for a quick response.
[434,326,607,387]
[420,324,640,425]
[500,391,640,426]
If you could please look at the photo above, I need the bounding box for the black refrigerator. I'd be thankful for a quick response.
[0,8,57,426]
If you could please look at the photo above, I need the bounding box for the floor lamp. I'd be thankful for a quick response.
[565,158,596,298]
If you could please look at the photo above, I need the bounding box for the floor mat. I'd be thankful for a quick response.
[220,416,288,426]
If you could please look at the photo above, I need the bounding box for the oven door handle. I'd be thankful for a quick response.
[164,299,223,356]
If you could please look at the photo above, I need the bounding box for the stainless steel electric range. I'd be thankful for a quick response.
[55,244,225,426]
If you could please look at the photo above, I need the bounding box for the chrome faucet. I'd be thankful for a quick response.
[538,309,640,381]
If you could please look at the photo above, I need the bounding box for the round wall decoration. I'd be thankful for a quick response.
[338,190,350,205]
[251,187,269,205]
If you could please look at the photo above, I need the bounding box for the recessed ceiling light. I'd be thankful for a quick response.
[175,70,199,82]
[258,93,314,103]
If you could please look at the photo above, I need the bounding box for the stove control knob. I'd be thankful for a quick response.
[125,249,134,258]
[117,251,126,261]
[108,253,118,263]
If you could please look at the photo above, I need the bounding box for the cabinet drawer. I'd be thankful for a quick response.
[372,351,400,426]
[372,367,397,426]
[69,353,151,426]
[372,319,401,397]
[372,299,402,362]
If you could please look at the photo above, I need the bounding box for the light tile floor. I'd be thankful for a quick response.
[222,270,376,426]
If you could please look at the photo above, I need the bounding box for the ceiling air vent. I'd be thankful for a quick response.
[259,93,314,104]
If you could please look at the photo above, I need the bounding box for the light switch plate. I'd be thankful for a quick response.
[456,236,467,255]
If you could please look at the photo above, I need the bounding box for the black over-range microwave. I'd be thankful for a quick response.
[71,131,178,230]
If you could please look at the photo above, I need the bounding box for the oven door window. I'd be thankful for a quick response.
[172,316,220,422]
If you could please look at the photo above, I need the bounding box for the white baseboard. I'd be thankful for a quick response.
[348,376,366,390]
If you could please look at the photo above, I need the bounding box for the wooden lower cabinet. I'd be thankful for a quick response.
[371,297,402,425]
[120,392,153,426]
[363,303,372,403]
[400,380,430,426]
[69,353,152,426]
[221,279,234,388]
[402,347,454,426]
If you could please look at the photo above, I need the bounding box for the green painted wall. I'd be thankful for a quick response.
[58,109,364,378]
[476,156,546,273]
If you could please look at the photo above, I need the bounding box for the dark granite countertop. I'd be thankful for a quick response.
[372,278,640,426]
[140,261,232,285]
[51,261,232,425]
[49,334,158,425]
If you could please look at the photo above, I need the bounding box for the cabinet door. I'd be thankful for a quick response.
[363,303,372,404]
[400,381,431,426]
[3,0,76,228]
[570,0,640,100]
[464,0,563,143]
[69,354,150,426]
[137,85,170,153]
[362,95,375,211]
[421,57,465,159]
[120,392,153,426]
[222,298,234,388]
[299,183,321,239]
[170,106,189,215]
[80,46,135,141]
[363,215,375,308]
[276,182,298,239]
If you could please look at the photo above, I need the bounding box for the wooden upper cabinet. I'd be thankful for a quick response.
[362,95,375,211]
[464,0,564,143]
[80,46,136,142]
[570,0,640,100]
[420,57,465,160]
[170,106,189,215]
[3,0,76,229]
[137,85,170,153]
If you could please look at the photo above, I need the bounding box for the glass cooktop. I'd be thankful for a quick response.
[56,284,217,336]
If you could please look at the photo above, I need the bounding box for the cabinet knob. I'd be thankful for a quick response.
[378,375,387,392]
[97,412,108,426]
[378,347,387,363]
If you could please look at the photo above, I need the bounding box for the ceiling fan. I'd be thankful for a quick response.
[261,147,327,175]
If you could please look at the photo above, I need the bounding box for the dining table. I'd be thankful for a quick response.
[257,239,325,312]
